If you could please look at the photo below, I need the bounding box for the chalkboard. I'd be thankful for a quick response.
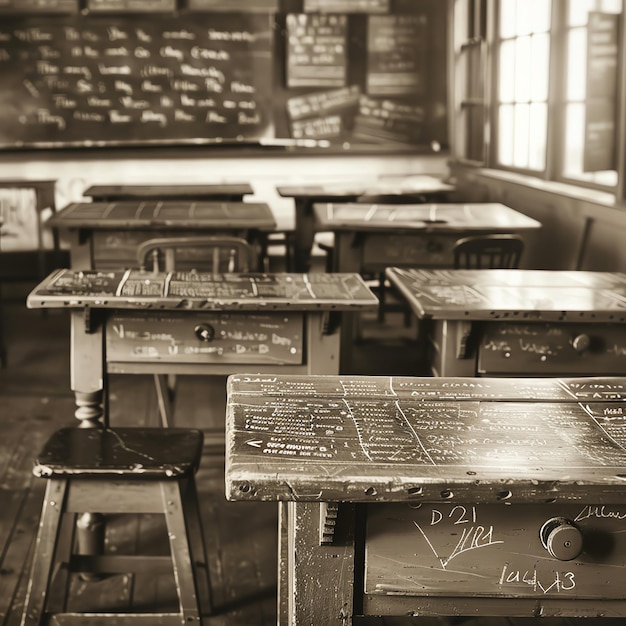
[0,0,448,152]
[0,13,274,148]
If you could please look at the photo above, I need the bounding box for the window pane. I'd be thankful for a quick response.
[500,0,518,38]
[568,0,595,26]
[528,102,547,169]
[530,33,550,101]
[498,105,514,165]
[515,0,532,35]
[528,0,551,32]
[513,103,530,167]
[499,39,516,101]
[514,36,531,101]
[563,102,585,175]
[566,27,587,101]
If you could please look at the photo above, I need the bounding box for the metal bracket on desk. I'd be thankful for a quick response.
[456,320,474,359]
[83,306,101,334]
[320,502,339,545]
[321,310,341,335]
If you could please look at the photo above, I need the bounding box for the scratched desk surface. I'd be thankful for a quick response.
[48,200,276,230]
[226,373,626,504]
[26,269,379,312]
[386,267,626,322]
[313,202,542,232]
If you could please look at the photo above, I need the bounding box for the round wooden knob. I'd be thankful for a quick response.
[540,517,583,561]
[572,333,591,353]
[194,323,215,342]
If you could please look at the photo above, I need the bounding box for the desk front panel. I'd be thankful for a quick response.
[361,232,457,271]
[106,310,303,366]
[364,501,626,616]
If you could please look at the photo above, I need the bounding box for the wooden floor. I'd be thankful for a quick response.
[0,280,616,625]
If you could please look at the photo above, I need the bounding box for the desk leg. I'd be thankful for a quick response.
[70,310,106,561]
[70,310,104,427]
[293,199,315,273]
[280,501,356,626]
[307,312,341,375]
[333,233,362,373]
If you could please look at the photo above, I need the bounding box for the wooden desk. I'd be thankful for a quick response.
[277,176,455,272]
[49,200,276,270]
[27,270,378,428]
[316,203,542,368]
[226,373,626,624]
[83,183,254,202]
[386,267,626,376]
[315,202,541,274]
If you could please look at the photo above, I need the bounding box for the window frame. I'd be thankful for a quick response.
[452,0,626,200]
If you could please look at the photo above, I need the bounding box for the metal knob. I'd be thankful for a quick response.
[572,333,591,353]
[540,517,583,561]
[194,323,215,342]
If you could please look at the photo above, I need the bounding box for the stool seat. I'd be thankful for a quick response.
[34,427,203,479]
[21,426,210,625]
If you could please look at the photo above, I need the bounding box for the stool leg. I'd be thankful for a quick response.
[21,479,68,626]
[161,480,202,622]
[181,476,213,614]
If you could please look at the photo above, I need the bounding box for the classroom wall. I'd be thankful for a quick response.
[449,163,626,272]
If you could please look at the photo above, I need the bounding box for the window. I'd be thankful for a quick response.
[454,0,488,163]
[495,0,551,171]
[560,0,621,187]
[452,0,624,193]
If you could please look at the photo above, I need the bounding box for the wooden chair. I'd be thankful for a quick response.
[21,427,210,625]
[137,235,256,273]
[136,235,257,426]
[453,234,525,269]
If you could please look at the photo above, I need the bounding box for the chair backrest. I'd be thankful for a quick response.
[453,234,525,269]
[137,236,256,273]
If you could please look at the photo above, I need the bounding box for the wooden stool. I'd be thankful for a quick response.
[21,427,210,625]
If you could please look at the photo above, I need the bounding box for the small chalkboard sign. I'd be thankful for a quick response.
[286,13,347,88]
[367,14,426,96]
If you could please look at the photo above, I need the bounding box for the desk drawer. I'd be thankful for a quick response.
[361,233,456,271]
[106,311,303,364]
[478,322,626,375]
[366,502,626,603]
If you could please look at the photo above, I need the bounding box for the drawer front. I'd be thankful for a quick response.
[478,322,626,375]
[366,502,626,600]
[361,233,455,271]
[106,310,303,364]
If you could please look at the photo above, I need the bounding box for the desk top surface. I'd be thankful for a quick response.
[313,202,542,231]
[49,201,276,230]
[26,269,379,312]
[83,183,254,199]
[277,175,454,198]
[386,268,626,321]
[225,373,626,504]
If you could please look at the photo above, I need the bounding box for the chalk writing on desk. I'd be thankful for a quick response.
[365,501,626,599]
[229,391,626,467]
[0,14,273,148]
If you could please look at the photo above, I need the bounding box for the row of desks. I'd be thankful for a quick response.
[49,197,541,279]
